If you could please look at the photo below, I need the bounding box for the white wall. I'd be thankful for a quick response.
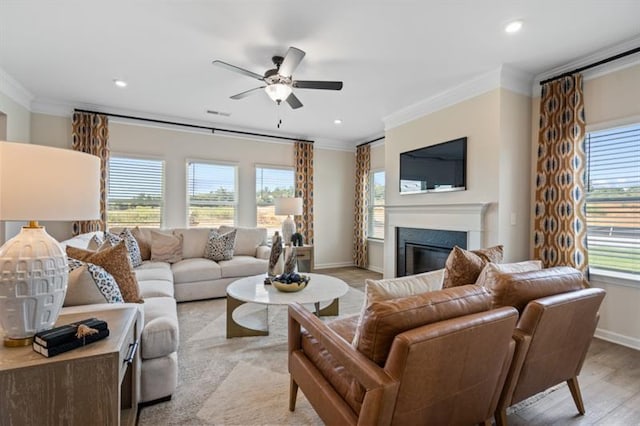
[0,91,32,244]
[530,63,640,350]
[314,148,356,269]
[30,113,356,267]
[367,142,385,273]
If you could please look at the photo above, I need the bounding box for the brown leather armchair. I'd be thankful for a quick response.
[288,285,519,425]
[490,267,606,425]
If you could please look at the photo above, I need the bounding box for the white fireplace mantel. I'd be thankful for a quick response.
[384,202,493,278]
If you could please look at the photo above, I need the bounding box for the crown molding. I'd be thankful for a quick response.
[0,67,35,110]
[383,65,532,131]
[531,36,640,97]
[314,137,356,152]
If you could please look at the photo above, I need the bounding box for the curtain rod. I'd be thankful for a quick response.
[73,109,314,143]
[356,136,385,148]
[540,46,640,85]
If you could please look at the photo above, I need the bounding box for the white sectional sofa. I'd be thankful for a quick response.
[60,226,270,404]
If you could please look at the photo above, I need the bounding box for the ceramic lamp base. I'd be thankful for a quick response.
[281,215,296,246]
[0,226,68,345]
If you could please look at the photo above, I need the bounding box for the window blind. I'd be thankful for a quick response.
[107,156,164,228]
[187,162,237,227]
[586,124,640,276]
[368,171,385,239]
[256,166,295,237]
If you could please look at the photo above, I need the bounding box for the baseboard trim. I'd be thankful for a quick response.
[367,265,384,274]
[594,328,640,351]
[314,262,354,270]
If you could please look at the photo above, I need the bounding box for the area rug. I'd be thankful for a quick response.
[138,288,365,425]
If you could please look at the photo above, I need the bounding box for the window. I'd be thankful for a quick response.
[187,161,237,227]
[368,170,385,239]
[586,123,640,278]
[256,166,295,237]
[107,156,164,228]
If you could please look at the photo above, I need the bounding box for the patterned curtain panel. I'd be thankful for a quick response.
[534,74,588,273]
[71,112,110,235]
[353,144,370,268]
[294,141,314,244]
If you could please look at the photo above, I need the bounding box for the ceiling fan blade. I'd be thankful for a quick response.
[293,80,343,90]
[230,86,266,100]
[278,47,305,77]
[286,93,303,109]
[212,60,264,81]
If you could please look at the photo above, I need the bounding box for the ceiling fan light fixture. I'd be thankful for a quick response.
[265,83,292,103]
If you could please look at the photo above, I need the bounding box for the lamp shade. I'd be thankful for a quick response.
[274,197,303,216]
[0,141,100,221]
[265,84,293,103]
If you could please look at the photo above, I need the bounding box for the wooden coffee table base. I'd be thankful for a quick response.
[226,294,340,338]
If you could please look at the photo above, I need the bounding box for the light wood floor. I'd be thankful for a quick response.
[320,267,640,426]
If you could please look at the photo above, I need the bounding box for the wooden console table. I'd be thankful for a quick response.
[295,245,314,272]
[0,307,140,426]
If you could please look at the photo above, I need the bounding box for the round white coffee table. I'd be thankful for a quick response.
[226,273,349,338]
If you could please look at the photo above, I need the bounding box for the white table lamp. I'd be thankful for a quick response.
[0,141,100,346]
[274,197,302,245]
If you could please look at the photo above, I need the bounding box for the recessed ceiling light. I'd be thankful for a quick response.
[505,20,523,34]
[113,79,127,88]
[334,119,342,125]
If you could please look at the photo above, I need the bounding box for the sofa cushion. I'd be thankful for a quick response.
[205,229,237,261]
[356,285,492,366]
[141,296,179,359]
[135,263,174,283]
[219,225,267,256]
[150,231,183,263]
[59,231,103,250]
[171,258,222,283]
[442,245,504,288]
[218,256,268,278]
[172,228,211,259]
[138,280,175,298]
[67,242,143,303]
[490,266,587,312]
[352,269,444,347]
[475,260,542,291]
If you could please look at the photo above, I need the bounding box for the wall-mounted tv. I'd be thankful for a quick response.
[399,137,467,194]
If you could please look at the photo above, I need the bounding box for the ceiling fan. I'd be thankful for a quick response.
[212,46,343,109]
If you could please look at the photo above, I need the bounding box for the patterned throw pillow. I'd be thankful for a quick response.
[64,257,124,306]
[66,241,143,303]
[205,229,237,261]
[103,229,142,267]
[87,234,104,251]
[442,245,504,288]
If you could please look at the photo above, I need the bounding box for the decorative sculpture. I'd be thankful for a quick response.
[268,232,284,277]
[291,232,304,247]
[284,246,298,274]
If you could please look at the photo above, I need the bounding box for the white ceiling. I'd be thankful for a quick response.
[1,1,639,149]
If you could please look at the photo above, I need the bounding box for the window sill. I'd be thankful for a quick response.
[367,238,384,244]
[589,268,639,289]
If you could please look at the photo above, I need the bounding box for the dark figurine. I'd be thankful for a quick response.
[291,232,304,247]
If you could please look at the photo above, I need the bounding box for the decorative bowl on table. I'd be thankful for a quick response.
[271,273,310,292]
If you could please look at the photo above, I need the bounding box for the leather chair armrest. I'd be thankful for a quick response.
[288,303,397,391]
[497,328,532,413]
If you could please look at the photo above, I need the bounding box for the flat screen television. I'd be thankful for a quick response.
[399,137,467,194]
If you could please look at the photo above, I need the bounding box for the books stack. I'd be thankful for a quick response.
[32,318,109,357]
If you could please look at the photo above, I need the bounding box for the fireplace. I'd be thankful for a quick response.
[396,227,467,277]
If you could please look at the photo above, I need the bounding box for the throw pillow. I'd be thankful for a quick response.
[352,269,445,348]
[150,230,184,263]
[102,229,142,267]
[205,229,237,261]
[475,260,543,293]
[87,234,104,251]
[442,245,504,288]
[120,228,142,267]
[66,241,143,303]
[64,258,124,306]
[132,227,152,261]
